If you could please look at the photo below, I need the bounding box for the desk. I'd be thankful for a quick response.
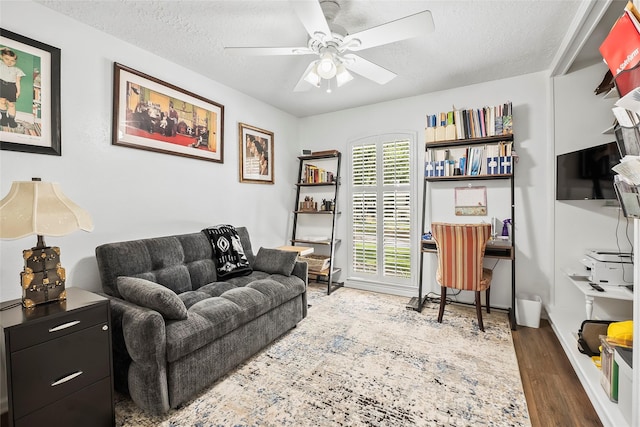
[408,238,516,329]
[566,273,633,319]
[276,245,314,256]
[420,238,514,259]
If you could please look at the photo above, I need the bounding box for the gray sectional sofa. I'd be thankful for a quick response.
[95,226,308,414]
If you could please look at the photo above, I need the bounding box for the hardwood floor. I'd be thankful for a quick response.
[512,318,603,427]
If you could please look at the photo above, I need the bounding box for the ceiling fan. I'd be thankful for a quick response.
[224,0,435,92]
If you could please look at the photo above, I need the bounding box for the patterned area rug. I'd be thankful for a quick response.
[115,286,530,426]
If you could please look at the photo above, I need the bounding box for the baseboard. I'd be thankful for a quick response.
[344,279,417,298]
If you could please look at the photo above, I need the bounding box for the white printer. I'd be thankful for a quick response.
[580,249,633,285]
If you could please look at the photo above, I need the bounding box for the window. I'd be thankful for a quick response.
[348,133,416,289]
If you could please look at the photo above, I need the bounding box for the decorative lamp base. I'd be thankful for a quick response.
[21,246,67,308]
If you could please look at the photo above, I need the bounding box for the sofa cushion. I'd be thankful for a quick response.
[253,247,298,276]
[165,276,306,362]
[202,225,252,279]
[117,276,188,320]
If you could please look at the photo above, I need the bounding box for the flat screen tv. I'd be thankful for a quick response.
[556,141,621,200]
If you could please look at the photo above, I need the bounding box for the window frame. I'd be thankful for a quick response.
[346,131,419,293]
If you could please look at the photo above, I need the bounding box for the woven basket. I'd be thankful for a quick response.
[299,254,330,271]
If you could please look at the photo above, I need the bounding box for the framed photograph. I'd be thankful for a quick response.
[112,62,224,163]
[239,122,274,184]
[0,29,61,155]
[454,185,487,216]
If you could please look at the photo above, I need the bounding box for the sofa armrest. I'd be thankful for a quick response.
[292,260,308,286]
[292,260,308,318]
[102,294,170,414]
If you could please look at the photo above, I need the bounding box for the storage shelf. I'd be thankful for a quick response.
[293,151,342,295]
[308,267,342,277]
[298,151,340,160]
[425,173,512,182]
[294,210,340,214]
[415,119,516,330]
[297,182,337,187]
[548,309,630,427]
[291,238,341,246]
[425,133,514,148]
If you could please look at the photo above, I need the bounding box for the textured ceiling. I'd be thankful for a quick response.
[37,0,618,117]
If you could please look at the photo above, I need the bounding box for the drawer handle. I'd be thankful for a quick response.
[51,371,83,387]
[48,320,80,332]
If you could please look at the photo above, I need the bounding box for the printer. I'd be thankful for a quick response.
[580,249,633,285]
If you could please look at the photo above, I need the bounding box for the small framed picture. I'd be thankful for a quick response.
[239,122,274,184]
[112,62,224,163]
[0,29,61,155]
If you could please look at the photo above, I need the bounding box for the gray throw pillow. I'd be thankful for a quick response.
[117,276,188,320]
[253,247,298,276]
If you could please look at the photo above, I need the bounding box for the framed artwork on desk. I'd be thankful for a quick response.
[454,186,487,216]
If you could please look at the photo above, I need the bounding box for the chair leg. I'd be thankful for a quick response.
[486,287,491,313]
[475,291,485,332]
[437,286,446,323]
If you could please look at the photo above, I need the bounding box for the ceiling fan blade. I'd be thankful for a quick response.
[225,46,314,56]
[342,10,434,51]
[290,0,331,40]
[343,54,396,85]
[294,61,319,92]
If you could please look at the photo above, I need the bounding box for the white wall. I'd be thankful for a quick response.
[0,1,302,302]
[299,71,552,309]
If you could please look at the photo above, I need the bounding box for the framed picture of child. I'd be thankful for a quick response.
[112,62,224,163]
[238,122,274,184]
[0,29,61,155]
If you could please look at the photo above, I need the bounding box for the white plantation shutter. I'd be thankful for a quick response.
[349,136,414,285]
[352,144,377,274]
[382,140,411,278]
[352,192,377,273]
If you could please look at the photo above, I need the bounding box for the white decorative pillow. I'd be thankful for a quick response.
[117,276,188,320]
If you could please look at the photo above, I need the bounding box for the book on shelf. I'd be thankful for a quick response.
[425,141,513,177]
[425,102,513,144]
[302,164,334,183]
[599,3,640,97]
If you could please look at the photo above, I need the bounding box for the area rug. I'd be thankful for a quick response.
[115,286,531,426]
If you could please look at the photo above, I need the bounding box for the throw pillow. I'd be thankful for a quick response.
[117,276,188,320]
[202,224,253,279]
[253,247,298,276]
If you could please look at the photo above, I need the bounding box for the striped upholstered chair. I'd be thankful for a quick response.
[431,222,493,332]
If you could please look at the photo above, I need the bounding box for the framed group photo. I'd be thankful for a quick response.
[0,29,61,155]
[239,122,274,184]
[112,62,224,163]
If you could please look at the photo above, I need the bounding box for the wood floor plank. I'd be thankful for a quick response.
[512,319,603,427]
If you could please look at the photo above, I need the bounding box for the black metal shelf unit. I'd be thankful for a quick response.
[408,134,517,330]
[291,151,343,294]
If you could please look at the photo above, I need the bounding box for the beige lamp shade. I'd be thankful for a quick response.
[0,180,94,239]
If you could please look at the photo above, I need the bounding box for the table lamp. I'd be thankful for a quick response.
[0,178,94,308]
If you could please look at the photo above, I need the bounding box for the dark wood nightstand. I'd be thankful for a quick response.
[1,287,114,427]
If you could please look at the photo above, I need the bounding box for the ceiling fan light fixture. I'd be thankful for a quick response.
[303,62,322,87]
[335,63,353,87]
[317,52,337,79]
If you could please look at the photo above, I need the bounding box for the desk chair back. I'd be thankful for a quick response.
[431,222,493,331]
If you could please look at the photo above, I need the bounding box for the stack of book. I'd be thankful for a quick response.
[302,164,335,183]
[425,141,513,177]
[425,102,513,143]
